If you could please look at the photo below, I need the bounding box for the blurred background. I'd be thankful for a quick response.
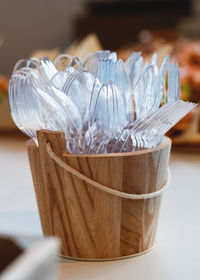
[0,0,199,73]
[0,0,200,143]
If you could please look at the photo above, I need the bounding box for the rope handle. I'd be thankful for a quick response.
[46,142,171,200]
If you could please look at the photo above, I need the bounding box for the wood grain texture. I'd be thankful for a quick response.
[27,130,171,260]
[26,139,51,235]
[120,140,171,255]
[36,130,79,257]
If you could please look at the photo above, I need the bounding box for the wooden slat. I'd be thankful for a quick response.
[26,139,51,235]
[36,130,79,256]
[120,137,171,255]
[60,156,96,258]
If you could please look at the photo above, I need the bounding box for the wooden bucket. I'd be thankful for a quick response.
[26,130,171,261]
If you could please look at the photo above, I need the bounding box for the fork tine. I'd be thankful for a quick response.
[119,100,196,152]
[140,101,196,148]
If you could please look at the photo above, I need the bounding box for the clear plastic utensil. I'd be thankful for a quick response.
[160,54,169,103]
[167,62,181,101]
[95,57,133,121]
[9,68,46,140]
[9,67,82,151]
[62,70,98,126]
[40,56,58,80]
[9,51,197,155]
[88,81,127,135]
[54,54,81,71]
[119,100,196,152]
[81,50,112,75]
[131,64,159,119]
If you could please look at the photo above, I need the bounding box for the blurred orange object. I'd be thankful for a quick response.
[173,40,200,103]
[0,76,9,92]
[0,75,16,130]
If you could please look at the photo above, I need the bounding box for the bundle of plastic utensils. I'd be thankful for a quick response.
[9,51,196,154]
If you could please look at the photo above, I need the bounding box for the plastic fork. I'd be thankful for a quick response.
[119,100,196,152]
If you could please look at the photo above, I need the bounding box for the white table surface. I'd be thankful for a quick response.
[0,134,200,280]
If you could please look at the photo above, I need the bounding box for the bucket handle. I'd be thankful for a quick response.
[46,142,171,200]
